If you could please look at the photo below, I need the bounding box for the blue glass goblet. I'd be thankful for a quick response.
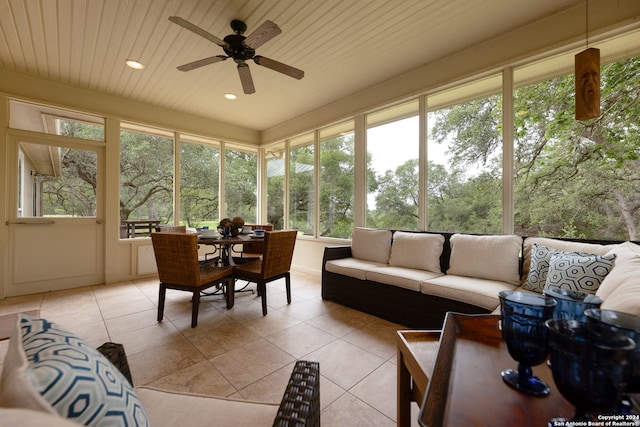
[544,287,602,321]
[499,290,557,396]
[585,308,640,412]
[546,319,635,423]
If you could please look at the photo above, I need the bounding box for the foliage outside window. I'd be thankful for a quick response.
[366,101,420,230]
[120,128,174,229]
[224,148,257,223]
[319,122,354,238]
[427,93,503,234]
[180,140,220,228]
[513,55,640,240]
[266,144,285,230]
[57,118,105,142]
[289,134,314,235]
[20,143,98,217]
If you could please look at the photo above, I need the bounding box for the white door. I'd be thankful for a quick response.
[6,132,104,296]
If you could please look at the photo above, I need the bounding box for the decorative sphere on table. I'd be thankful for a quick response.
[217,217,244,237]
[498,290,557,396]
[231,216,245,236]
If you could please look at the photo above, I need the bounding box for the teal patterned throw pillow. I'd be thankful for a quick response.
[544,251,617,294]
[18,315,149,426]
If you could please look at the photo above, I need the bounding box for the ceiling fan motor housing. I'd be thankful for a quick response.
[169,16,303,94]
[223,33,255,61]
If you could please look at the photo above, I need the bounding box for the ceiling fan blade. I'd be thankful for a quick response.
[169,16,229,48]
[244,20,282,50]
[237,63,255,94]
[177,55,227,72]
[254,56,304,80]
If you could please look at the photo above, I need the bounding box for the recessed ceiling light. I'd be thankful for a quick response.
[125,59,145,70]
[224,93,237,100]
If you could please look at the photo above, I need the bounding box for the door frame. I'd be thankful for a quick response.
[4,129,105,296]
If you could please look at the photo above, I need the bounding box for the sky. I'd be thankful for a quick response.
[367,116,449,176]
[366,115,449,208]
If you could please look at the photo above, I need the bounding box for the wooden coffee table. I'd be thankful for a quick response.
[396,329,441,427]
[418,313,574,427]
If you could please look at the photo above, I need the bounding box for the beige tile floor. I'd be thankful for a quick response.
[0,270,422,426]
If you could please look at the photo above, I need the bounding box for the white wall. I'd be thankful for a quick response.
[292,237,348,275]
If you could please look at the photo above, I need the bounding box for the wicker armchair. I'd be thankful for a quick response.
[151,233,233,327]
[232,230,297,315]
[155,225,187,233]
[234,224,274,263]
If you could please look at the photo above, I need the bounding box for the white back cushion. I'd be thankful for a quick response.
[447,234,523,285]
[389,232,444,273]
[351,227,392,264]
[597,241,640,300]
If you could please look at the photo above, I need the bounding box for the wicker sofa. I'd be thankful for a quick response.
[322,228,640,328]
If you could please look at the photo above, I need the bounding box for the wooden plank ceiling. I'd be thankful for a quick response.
[0,0,592,131]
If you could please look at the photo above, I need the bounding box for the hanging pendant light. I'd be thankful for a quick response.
[575,0,600,121]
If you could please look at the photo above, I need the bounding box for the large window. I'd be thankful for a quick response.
[289,133,314,235]
[120,127,174,229]
[9,100,105,142]
[224,147,257,223]
[18,142,98,217]
[366,101,419,229]
[426,79,503,234]
[180,137,220,228]
[513,55,640,240]
[266,142,285,230]
[319,121,354,238]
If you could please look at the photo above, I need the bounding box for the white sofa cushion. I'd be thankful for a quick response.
[351,227,392,264]
[136,386,278,427]
[545,250,616,294]
[325,258,387,280]
[522,237,616,285]
[389,231,444,273]
[421,275,519,310]
[601,267,640,317]
[366,266,444,292]
[597,241,640,300]
[0,408,81,427]
[447,234,523,286]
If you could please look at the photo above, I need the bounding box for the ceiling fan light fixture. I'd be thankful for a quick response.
[169,17,303,94]
[125,59,145,70]
[224,93,237,100]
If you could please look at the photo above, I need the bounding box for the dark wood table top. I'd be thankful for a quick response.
[197,234,263,245]
[419,313,574,427]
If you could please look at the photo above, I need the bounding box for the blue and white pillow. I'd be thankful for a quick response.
[522,243,554,293]
[544,251,617,294]
[0,315,149,426]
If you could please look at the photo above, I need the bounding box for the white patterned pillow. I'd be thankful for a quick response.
[544,251,617,294]
[0,315,149,426]
[522,243,553,293]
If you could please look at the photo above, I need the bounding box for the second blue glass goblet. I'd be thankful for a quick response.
[546,318,635,422]
[499,290,557,396]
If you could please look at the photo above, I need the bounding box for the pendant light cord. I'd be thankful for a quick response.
[585,0,590,49]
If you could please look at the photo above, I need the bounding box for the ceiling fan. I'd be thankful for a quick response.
[169,16,304,95]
